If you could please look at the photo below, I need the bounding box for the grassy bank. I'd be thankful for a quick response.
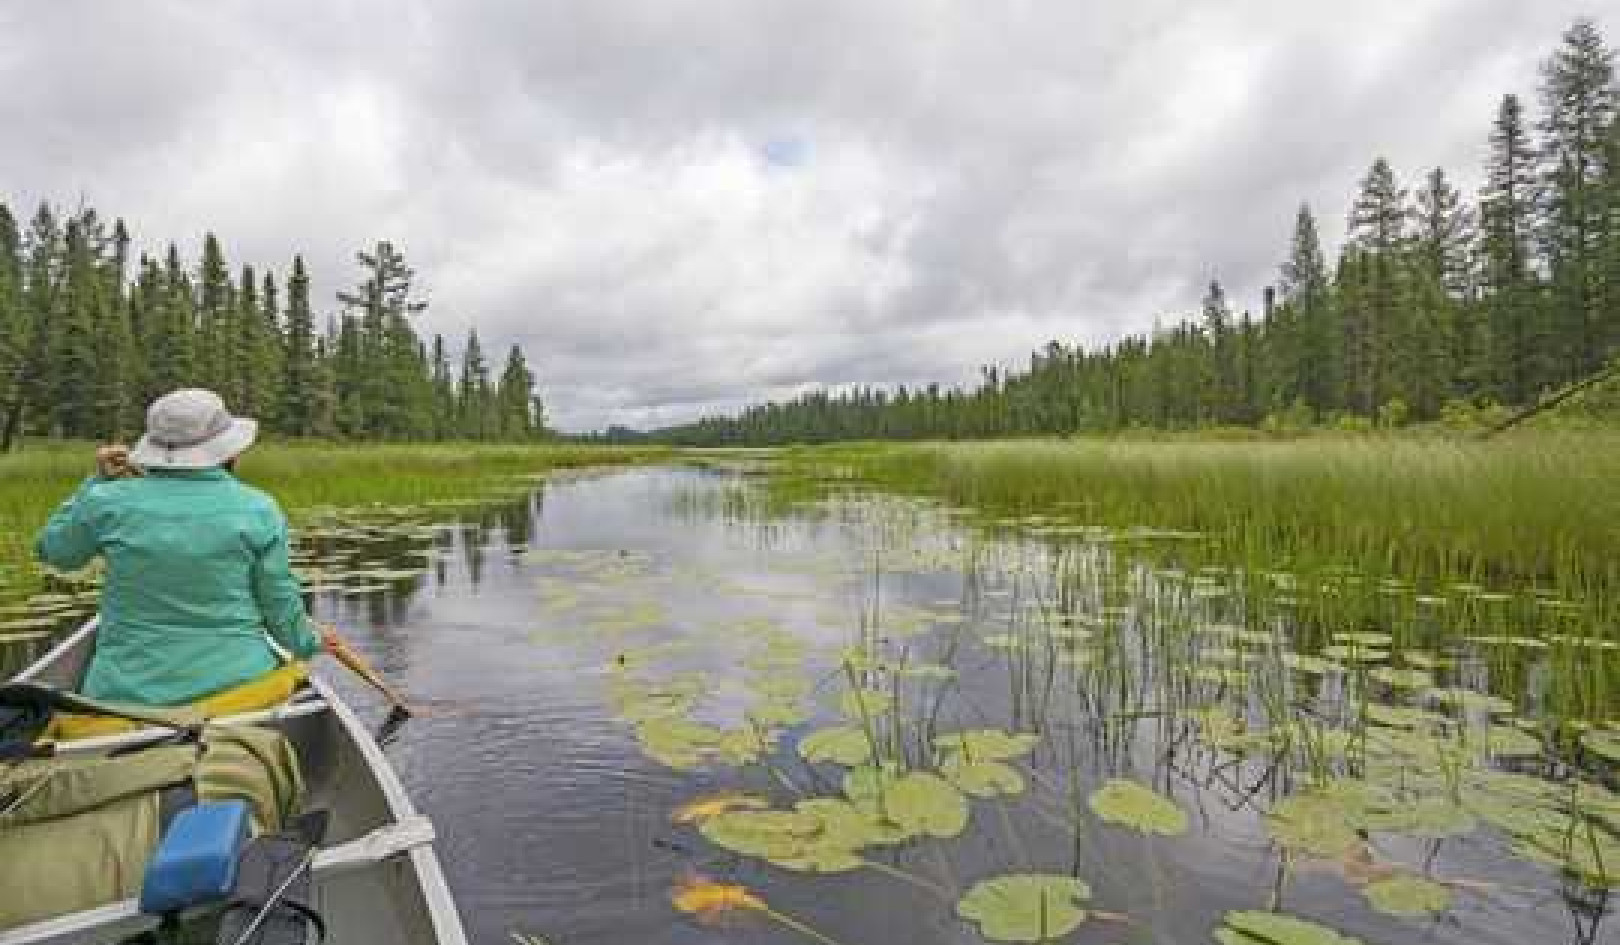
[0,441,670,593]
[786,431,1619,629]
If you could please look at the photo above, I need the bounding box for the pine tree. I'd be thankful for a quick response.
[496,344,536,439]
[457,329,491,439]
[1201,280,1237,423]
[1605,118,1620,362]
[335,241,428,438]
[1539,18,1617,378]
[332,315,365,437]
[309,336,340,438]
[0,203,22,440]
[1410,167,1473,414]
[52,216,106,436]
[1346,159,1409,414]
[196,234,233,393]
[429,334,455,440]
[230,265,259,414]
[126,254,161,408]
[280,256,318,436]
[1278,204,1335,412]
[257,269,285,426]
[1480,93,1543,402]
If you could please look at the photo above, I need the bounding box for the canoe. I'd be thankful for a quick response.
[1,619,470,945]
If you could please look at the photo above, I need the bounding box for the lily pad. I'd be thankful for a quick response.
[1321,645,1389,664]
[1281,652,1342,675]
[795,797,908,848]
[955,874,1091,943]
[838,688,891,719]
[749,697,810,727]
[842,763,904,804]
[1362,874,1452,915]
[1479,724,1542,759]
[934,729,1040,762]
[1333,631,1394,648]
[1215,910,1365,945]
[1267,792,1364,859]
[1582,730,1620,763]
[798,726,874,767]
[698,808,823,860]
[1429,687,1514,716]
[883,771,970,838]
[1369,667,1434,690]
[1364,703,1442,729]
[1088,778,1188,836]
[1359,796,1476,838]
[941,757,1026,798]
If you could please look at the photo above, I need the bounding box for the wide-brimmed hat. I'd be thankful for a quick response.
[128,389,258,470]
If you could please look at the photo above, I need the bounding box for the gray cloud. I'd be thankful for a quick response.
[3,1,1616,430]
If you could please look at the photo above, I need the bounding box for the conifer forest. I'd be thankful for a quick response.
[0,214,545,449]
[650,21,1620,446]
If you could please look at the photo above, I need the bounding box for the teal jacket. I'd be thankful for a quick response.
[35,468,320,705]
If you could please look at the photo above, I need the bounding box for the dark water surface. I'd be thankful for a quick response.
[305,467,1613,945]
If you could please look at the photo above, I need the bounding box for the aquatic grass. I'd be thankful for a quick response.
[793,433,1618,612]
[0,441,667,598]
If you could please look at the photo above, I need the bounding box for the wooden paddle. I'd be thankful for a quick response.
[320,625,420,722]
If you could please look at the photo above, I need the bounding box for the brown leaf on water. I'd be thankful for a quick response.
[670,874,766,923]
[671,792,770,825]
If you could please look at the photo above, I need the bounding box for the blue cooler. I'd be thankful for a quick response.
[139,799,252,915]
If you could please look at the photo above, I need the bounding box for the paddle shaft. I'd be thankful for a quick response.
[323,628,415,717]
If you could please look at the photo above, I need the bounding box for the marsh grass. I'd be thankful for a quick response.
[786,432,1618,632]
[0,440,669,597]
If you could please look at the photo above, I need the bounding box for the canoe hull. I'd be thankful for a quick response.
[2,622,469,945]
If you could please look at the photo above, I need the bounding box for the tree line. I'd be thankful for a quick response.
[644,19,1620,446]
[0,210,546,449]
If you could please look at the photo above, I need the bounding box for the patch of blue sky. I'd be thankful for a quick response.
[757,134,810,169]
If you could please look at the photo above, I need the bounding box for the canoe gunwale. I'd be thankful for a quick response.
[1,619,470,945]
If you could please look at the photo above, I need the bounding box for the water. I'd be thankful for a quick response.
[293,467,1614,944]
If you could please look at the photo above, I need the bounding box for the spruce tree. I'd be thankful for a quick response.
[457,329,491,439]
[1410,167,1473,414]
[280,256,317,436]
[230,265,259,414]
[0,203,21,428]
[1539,18,1617,378]
[150,244,197,398]
[53,217,105,436]
[496,344,536,439]
[257,269,285,426]
[429,334,455,440]
[1480,93,1543,402]
[1278,204,1335,412]
[336,241,428,438]
[1346,159,1409,415]
[196,233,233,393]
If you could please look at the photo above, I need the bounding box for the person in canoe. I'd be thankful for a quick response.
[34,388,340,708]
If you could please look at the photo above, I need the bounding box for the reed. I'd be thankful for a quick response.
[793,432,1618,628]
[0,441,669,594]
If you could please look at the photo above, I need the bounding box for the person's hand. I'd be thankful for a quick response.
[319,624,346,655]
[95,444,138,479]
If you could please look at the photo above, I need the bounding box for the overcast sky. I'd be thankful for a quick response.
[3,2,1616,431]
